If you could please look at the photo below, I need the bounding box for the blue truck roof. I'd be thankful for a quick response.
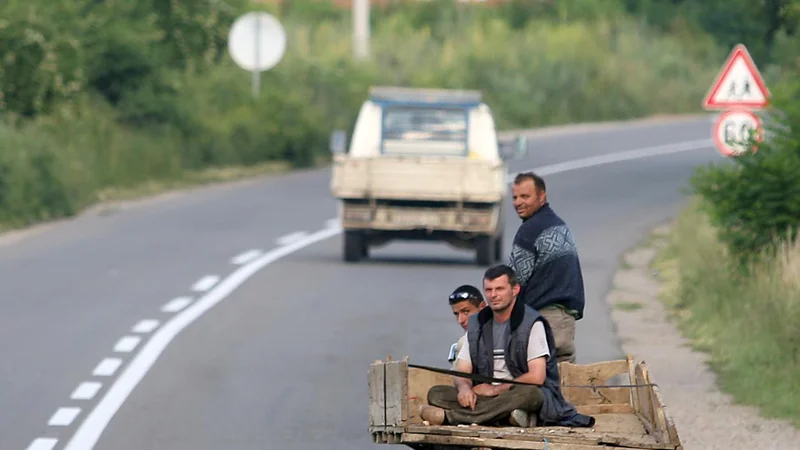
[368,86,483,108]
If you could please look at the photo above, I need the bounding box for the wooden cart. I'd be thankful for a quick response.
[368,355,682,449]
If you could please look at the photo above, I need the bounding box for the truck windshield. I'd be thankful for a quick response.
[381,106,468,156]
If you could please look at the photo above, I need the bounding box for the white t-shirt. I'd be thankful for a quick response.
[456,320,549,383]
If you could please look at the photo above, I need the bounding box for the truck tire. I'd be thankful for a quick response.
[494,234,503,262]
[475,236,494,266]
[344,231,364,262]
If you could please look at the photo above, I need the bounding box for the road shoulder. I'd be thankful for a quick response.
[605,222,800,449]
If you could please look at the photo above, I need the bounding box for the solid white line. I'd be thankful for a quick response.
[26,438,58,450]
[276,231,308,246]
[191,275,219,292]
[71,382,103,401]
[230,249,262,265]
[131,319,159,334]
[48,407,81,426]
[62,225,342,450]
[92,358,122,377]
[113,336,141,353]
[60,139,710,450]
[506,138,714,182]
[161,297,192,313]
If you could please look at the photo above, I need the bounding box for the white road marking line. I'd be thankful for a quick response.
[62,225,341,450]
[26,438,58,450]
[48,407,81,426]
[132,319,159,334]
[324,218,339,229]
[71,382,103,401]
[92,358,122,377]
[276,231,308,246]
[60,138,711,450]
[161,297,192,313]
[113,336,141,353]
[192,275,220,292]
[506,138,715,182]
[230,249,262,265]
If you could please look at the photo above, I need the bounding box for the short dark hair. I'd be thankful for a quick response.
[448,284,484,307]
[513,171,546,192]
[483,264,519,286]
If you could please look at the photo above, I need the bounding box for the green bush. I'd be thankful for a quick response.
[689,62,800,262]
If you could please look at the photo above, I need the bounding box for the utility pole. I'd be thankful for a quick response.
[353,0,370,60]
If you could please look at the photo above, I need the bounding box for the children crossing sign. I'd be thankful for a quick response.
[703,44,771,110]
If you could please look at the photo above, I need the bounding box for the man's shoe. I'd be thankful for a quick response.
[509,409,532,428]
[419,405,446,425]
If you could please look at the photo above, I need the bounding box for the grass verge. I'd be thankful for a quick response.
[652,197,800,428]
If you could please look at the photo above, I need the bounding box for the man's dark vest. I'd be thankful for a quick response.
[467,299,595,427]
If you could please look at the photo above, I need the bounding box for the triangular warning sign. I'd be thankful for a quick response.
[703,44,771,110]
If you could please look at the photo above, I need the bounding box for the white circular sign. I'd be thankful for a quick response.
[227,12,287,72]
[713,110,763,157]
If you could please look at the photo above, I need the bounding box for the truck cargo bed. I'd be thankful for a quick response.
[331,154,507,203]
[368,356,682,450]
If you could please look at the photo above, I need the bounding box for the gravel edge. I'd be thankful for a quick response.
[605,223,800,450]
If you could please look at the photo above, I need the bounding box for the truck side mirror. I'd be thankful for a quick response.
[330,129,348,154]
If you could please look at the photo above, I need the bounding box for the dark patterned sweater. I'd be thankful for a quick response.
[508,203,586,320]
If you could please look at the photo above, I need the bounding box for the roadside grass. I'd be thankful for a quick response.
[651,197,800,428]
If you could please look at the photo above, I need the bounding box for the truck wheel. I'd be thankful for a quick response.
[494,234,503,262]
[475,236,494,266]
[344,231,364,262]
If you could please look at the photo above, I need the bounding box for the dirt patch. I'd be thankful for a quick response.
[606,223,800,449]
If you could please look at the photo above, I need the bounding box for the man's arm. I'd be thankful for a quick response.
[492,357,546,394]
[453,357,474,393]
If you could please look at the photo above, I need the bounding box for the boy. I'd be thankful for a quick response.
[446,284,486,368]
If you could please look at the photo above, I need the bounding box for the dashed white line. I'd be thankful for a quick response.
[26,438,58,450]
[48,407,81,426]
[191,275,220,292]
[62,224,341,450]
[161,297,192,313]
[276,231,308,246]
[71,382,103,400]
[92,358,122,377]
[132,319,160,334]
[231,249,262,265]
[113,336,141,353]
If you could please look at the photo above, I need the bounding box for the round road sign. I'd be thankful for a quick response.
[713,110,763,157]
[228,12,287,72]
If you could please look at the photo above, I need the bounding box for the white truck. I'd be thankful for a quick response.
[329,86,527,265]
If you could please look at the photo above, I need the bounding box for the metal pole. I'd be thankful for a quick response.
[353,0,370,60]
[252,16,261,99]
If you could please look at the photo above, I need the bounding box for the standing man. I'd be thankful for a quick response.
[446,285,486,367]
[508,171,585,364]
[419,265,594,429]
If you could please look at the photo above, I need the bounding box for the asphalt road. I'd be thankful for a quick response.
[0,115,721,450]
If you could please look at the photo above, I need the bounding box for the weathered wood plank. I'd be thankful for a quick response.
[401,432,625,449]
[368,360,385,428]
[384,359,408,426]
[577,403,634,415]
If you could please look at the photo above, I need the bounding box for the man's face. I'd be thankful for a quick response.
[483,275,520,313]
[512,179,546,220]
[451,300,484,331]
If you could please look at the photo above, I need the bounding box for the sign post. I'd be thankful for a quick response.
[702,44,771,157]
[227,12,287,99]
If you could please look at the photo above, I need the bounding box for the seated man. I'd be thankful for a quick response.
[446,284,486,367]
[420,264,595,429]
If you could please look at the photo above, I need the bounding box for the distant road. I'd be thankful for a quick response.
[0,115,720,450]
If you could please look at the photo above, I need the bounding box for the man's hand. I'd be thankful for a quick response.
[457,387,477,410]
[472,383,498,397]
